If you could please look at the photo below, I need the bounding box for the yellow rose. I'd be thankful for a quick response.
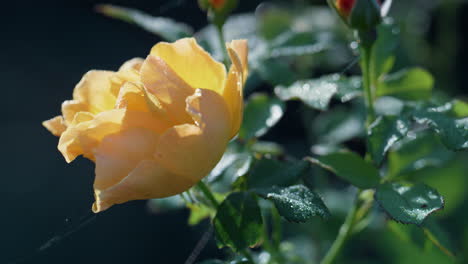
[43,38,248,213]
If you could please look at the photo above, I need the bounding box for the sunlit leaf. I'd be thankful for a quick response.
[307,151,380,189]
[367,115,409,164]
[255,185,330,222]
[213,192,263,251]
[187,203,213,226]
[275,74,362,110]
[375,182,444,225]
[96,4,193,41]
[239,93,285,140]
[412,109,468,151]
[250,141,284,156]
[377,67,434,100]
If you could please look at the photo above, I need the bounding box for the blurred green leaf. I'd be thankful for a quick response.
[375,182,444,225]
[422,219,457,259]
[371,18,399,79]
[374,96,405,116]
[146,195,185,214]
[247,158,309,189]
[255,58,298,86]
[377,68,434,100]
[214,192,263,251]
[275,74,362,110]
[255,185,330,222]
[388,133,455,178]
[198,260,225,264]
[450,100,468,117]
[257,5,293,40]
[387,221,426,249]
[96,4,193,41]
[367,116,409,164]
[250,141,284,156]
[311,104,366,146]
[268,43,327,59]
[209,142,253,191]
[239,93,285,140]
[412,109,468,151]
[307,151,380,189]
[187,203,213,226]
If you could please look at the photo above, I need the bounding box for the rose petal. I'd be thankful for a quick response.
[150,38,227,94]
[223,40,248,138]
[72,70,117,113]
[154,88,231,180]
[93,128,160,193]
[42,116,67,136]
[93,159,194,213]
[61,100,88,124]
[140,55,194,125]
[58,109,171,163]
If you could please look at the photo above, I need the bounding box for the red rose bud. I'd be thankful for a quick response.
[209,0,226,10]
[336,0,356,18]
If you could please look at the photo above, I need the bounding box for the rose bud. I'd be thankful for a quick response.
[332,0,382,31]
[43,38,248,213]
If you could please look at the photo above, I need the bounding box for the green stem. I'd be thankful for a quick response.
[215,23,229,67]
[271,206,282,250]
[196,181,219,208]
[261,211,283,263]
[319,191,361,264]
[360,45,376,127]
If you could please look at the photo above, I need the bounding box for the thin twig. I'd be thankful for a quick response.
[184,226,214,264]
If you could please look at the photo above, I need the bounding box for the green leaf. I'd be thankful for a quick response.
[412,109,468,151]
[422,219,457,259]
[450,99,468,117]
[146,196,185,214]
[250,141,284,156]
[371,19,399,78]
[208,142,253,188]
[213,192,263,251]
[255,185,330,222]
[274,74,362,110]
[307,151,380,189]
[267,43,327,59]
[375,182,444,225]
[367,115,409,164]
[311,105,366,146]
[377,67,434,100]
[96,5,193,41]
[247,158,309,189]
[198,260,225,264]
[388,132,455,178]
[239,93,285,140]
[187,203,213,226]
[255,58,298,86]
[426,100,468,118]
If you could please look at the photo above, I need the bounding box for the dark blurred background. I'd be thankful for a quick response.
[1,0,467,263]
